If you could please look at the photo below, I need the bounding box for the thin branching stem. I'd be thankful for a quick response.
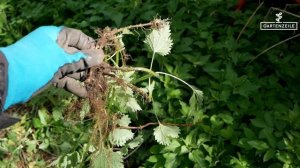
[119,122,193,130]
[148,52,156,99]
[247,33,300,65]
[269,7,300,19]
[108,66,158,77]
[236,2,264,42]
[110,66,197,92]
[156,71,195,91]
[106,47,125,61]
[114,22,153,34]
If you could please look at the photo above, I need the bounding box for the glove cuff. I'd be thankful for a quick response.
[0,52,8,111]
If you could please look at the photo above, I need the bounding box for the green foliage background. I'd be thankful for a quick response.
[0,0,300,167]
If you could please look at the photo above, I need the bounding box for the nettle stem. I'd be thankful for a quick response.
[115,22,153,33]
[119,122,193,130]
[110,66,196,93]
[156,71,195,91]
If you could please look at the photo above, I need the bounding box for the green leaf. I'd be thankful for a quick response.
[243,127,256,139]
[259,127,276,147]
[247,140,269,150]
[38,108,50,126]
[39,140,49,150]
[251,118,267,128]
[148,81,155,97]
[188,150,207,167]
[127,135,144,149]
[26,140,37,153]
[219,113,234,125]
[153,124,180,145]
[126,97,142,112]
[148,155,158,163]
[92,150,124,168]
[109,129,134,147]
[32,118,43,128]
[52,108,63,121]
[263,150,275,162]
[264,113,274,128]
[144,19,173,56]
[192,88,203,106]
[219,126,234,139]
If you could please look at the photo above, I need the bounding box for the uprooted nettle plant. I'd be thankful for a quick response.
[57,18,203,168]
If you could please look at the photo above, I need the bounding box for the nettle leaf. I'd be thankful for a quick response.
[193,88,203,105]
[148,81,155,96]
[128,135,144,149]
[144,20,173,56]
[110,129,134,147]
[110,115,134,147]
[126,97,142,112]
[153,124,180,145]
[109,86,141,113]
[117,115,131,126]
[92,150,124,168]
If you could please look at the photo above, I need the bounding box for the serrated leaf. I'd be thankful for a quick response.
[153,124,180,145]
[144,20,173,56]
[128,135,144,149]
[148,81,155,96]
[109,128,134,147]
[110,85,141,113]
[126,97,142,112]
[193,88,203,105]
[117,115,131,126]
[92,150,124,168]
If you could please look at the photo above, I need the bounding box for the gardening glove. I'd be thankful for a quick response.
[0,26,104,113]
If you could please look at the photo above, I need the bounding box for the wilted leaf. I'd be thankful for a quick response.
[153,124,180,145]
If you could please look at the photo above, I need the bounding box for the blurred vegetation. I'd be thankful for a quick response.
[0,0,300,167]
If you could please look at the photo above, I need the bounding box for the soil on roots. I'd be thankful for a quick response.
[85,63,112,145]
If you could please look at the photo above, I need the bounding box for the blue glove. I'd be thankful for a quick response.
[0,26,104,111]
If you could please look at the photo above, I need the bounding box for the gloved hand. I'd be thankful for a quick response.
[0,26,104,111]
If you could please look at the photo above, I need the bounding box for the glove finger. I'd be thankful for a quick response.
[63,46,79,54]
[0,113,20,130]
[57,27,95,50]
[53,77,87,98]
[55,48,104,79]
[81,48,104,67]
[67,71,88,81]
